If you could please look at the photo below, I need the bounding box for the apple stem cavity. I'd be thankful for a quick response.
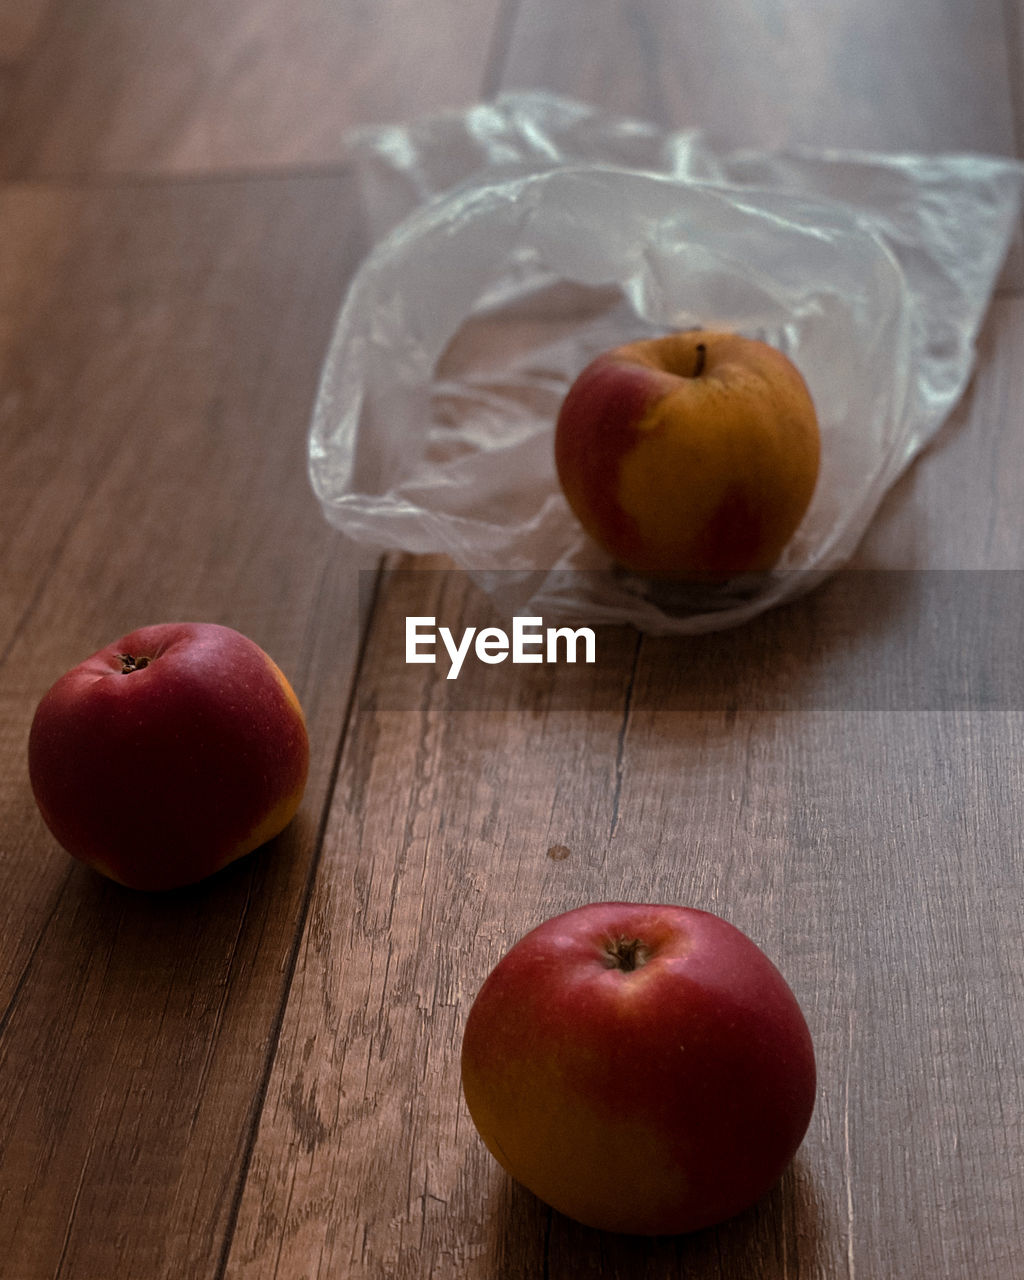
[603,936,651,972]
[692,343,707,378]
[117,653,151,674]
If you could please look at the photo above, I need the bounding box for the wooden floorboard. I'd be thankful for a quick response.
[222,560,1024,1278]
[1,1,1022,1276]
[0,0,505,178]
[0,171,376,1278]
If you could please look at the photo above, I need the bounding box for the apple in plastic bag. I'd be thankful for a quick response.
[461,902,816,1235]
[554,330,821,580]
[28,622,309,891]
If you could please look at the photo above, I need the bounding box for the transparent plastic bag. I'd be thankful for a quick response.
[309,92,1024,633]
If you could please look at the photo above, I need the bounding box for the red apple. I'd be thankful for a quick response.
[554,330,820,579]
[461,902,816,1235]
[28,622,309,891]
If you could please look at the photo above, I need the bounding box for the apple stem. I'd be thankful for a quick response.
[117,653,151,674]
[604,937,650,972]
[693,343,707,378]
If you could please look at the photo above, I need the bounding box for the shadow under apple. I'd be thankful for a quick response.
[483,1154,828,1279]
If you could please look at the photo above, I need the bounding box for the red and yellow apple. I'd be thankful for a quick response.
[461,901,816,1235]
[27,621,309,891]
[554,330,820,579]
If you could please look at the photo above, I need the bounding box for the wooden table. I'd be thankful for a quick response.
[1,3,1022,1276]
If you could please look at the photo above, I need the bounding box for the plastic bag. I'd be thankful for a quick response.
[309,92,1024,633]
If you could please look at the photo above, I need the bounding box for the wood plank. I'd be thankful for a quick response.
[218,5,1024,1274]
[500,0,1018,155]
[2,1,1016,1275]
[225,277,1024,1278]
[0,0,505,179]
[223,567,644,1279]
[224,305,1024,1277]
[222,561,1024,1277]
[0,171,375,1278]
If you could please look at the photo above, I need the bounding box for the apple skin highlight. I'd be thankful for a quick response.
[554,331,821,580]
[28,622,309,891]
[461,902,817,1236]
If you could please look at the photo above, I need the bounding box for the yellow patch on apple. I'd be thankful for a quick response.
[554,330,821,580]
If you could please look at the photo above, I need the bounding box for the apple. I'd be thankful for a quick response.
[27,622,309,891]
[554,330,820,579]
[460,902,816,1235]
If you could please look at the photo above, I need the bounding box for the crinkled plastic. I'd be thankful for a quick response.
[309,92,1024,633]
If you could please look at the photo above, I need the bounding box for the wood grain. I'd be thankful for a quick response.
[218,0,1024,1263]
[223,567,643,1279]
[1,0,1023,1277]
[0,172,375,1278]
[222,557,1024,1277]
[0,0,506,179]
